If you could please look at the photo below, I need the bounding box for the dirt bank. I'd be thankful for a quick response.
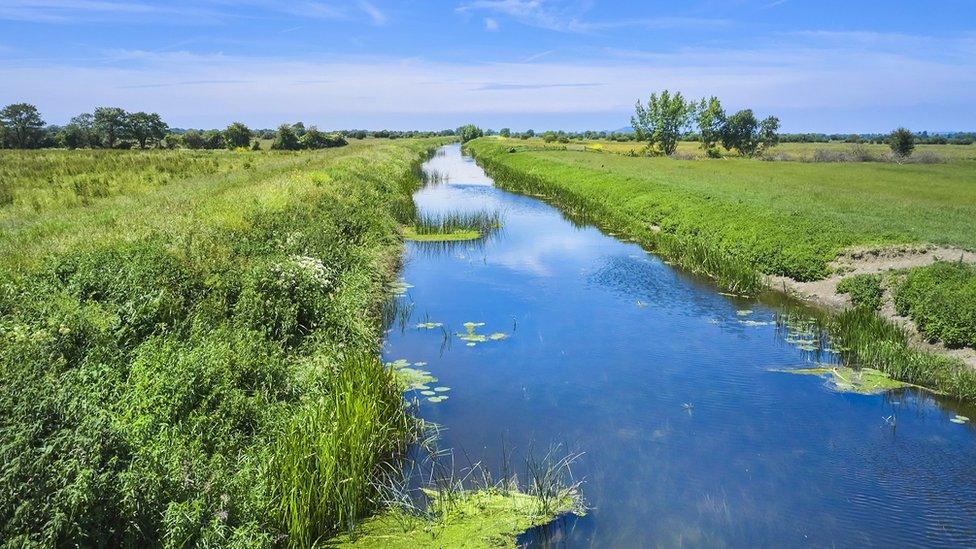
[768,245,976,369]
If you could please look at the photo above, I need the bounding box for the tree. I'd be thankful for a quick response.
[224,122,253,149]
[0,103,46,149]
[93,107,129,148]
[69,113,96,147]
[271,124,301,150]
[695,96,725,157]
[201,130,224,149]
[631,90,693,155]
[182,129,205,149]
[56,124,86,149]
[889,127,915,158]
[456,124,484,143]
[758,116,780,154]
[127,112,168,148]
[499,127,511,138]
[290,122,306,137]
[721,109,759,156]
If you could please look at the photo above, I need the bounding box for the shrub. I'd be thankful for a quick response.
[888,127,915,158]
[894,262,976,348]
[837,273,883,310]
[236,255,338,348]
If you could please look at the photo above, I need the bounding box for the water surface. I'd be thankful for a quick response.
[384,144,976,547]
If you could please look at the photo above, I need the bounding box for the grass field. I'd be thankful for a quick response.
[564,138,976,162]
[466,136,976,400]
[0,140,447,545]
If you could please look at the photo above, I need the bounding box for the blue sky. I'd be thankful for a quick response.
[1,1,974,132]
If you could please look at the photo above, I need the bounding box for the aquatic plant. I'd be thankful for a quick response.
[405,209,501,242]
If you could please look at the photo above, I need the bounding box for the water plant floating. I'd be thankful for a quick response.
[773,366,911,395]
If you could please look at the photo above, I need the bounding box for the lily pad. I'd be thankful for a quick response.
[388,358,437,392]
[462,322,486,333]
[427,395,449,403]
[416,322,443,330]
[951,418,967,424]
[954,415,970,422]
[421,390,436,396]
[390,280,414,295]
[736,310,753,316]
[434,387,451,392]
[773,366,909,395]
[488,332,508,341]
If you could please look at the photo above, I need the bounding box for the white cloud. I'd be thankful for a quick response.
[2,30,973,131]
[484,17,499,31]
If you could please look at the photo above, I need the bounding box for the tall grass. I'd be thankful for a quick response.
[270,354,414,547]
[409,210,501,236]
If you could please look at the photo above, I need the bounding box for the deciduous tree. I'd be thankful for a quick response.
[93,107,129,148]
[631,90,693,155]
[0,103,46,149]
[889,127,915,158]
[224,122,253,149]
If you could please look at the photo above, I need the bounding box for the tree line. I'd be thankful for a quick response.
[0,103,460,151]
[631,90,780,157]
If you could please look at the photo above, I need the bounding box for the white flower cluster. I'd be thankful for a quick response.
[285,255,335,288]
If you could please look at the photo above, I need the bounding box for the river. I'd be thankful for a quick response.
[382,143,976,547]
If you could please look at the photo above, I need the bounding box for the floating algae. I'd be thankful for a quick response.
[456,321,509,346]
[387,358,436,391]
[773,365,909,395]
[390,279,414,295]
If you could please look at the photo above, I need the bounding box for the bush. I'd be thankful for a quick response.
[894,262,976,348]
[836,273,883,310]
[888,127,915,158]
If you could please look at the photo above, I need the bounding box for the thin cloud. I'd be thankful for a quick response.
[484,17,499,31]
[522,49,554,62]
[358,0,387,25]
[474,82,604,91]
[457,0,727,33]
[117,79,254,89]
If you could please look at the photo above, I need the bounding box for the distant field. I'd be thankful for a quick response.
[468,137,976,283]
[537,138,976,162]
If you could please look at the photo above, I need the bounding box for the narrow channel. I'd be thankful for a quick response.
[383,144,976,546]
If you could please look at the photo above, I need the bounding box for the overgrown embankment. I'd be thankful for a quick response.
[0,140,445,546]
[465,137,976,401]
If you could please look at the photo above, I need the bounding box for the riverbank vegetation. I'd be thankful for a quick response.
[0,139,447,545]
[465,136,976,400]
[404,210,502,242]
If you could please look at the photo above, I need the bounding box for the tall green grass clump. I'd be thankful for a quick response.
[410,210,501,236]
[271,354,411,547]
[894,262,976,348]
[0,138,447,545]
[837,274,884,311]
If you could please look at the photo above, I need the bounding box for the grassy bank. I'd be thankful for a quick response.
[0,140,444,545]
[466,137,976,400]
